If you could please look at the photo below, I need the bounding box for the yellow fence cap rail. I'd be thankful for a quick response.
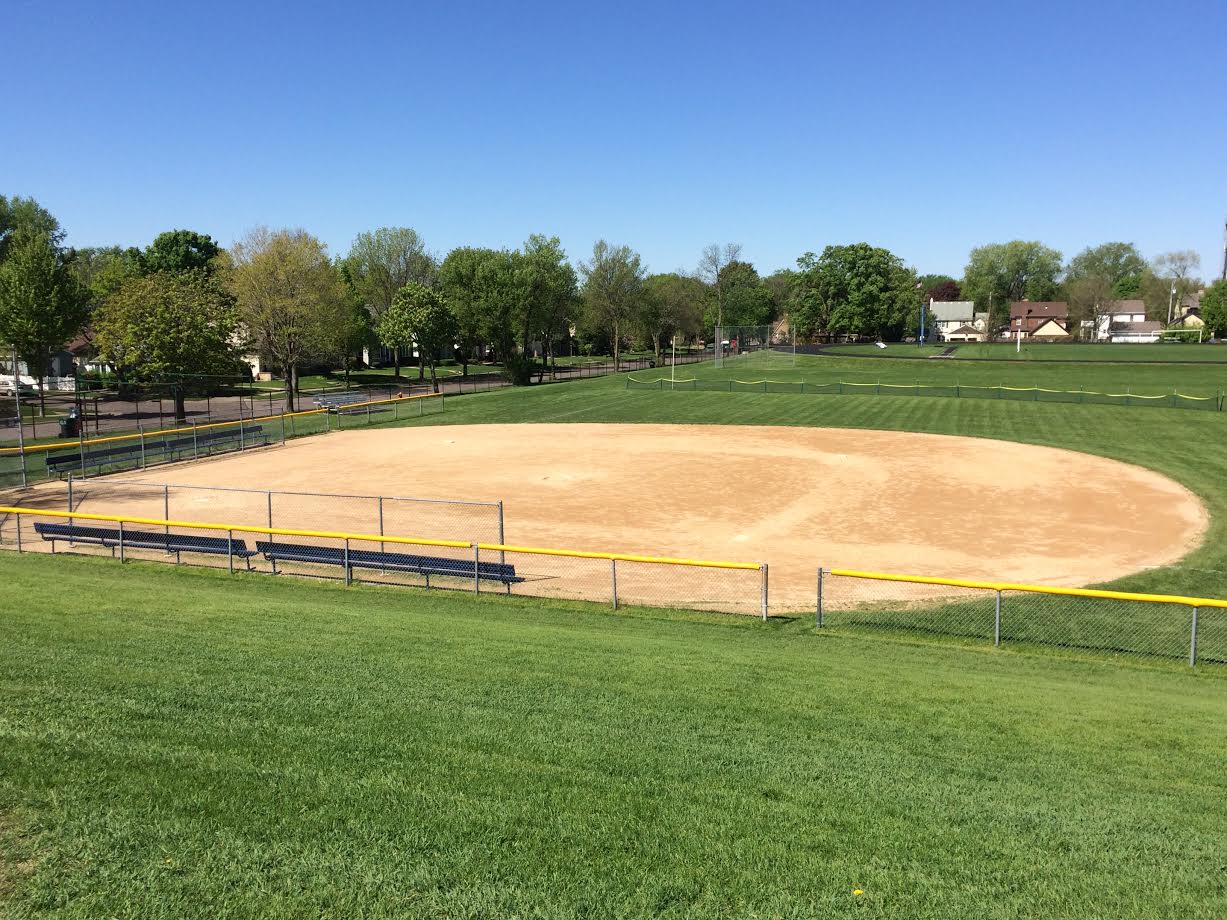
[826,567,1227,610]
[477,541,761,570]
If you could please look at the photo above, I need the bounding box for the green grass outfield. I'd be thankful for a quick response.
[824,342,1227,362]
[2,552,1225,918]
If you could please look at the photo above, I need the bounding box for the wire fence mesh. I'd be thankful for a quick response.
[0,508,767,618]
[0,393,444,490]
[817,569,1224,667]
[50,478,504,546]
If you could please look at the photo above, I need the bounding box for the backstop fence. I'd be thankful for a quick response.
[714,325,796,369]
[817,568,1225,667]
[0,506,768,618]
[626,376,1225,411]
[0,393,444,490]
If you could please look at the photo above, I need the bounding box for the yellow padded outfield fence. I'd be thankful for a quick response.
[0,392,444,489]
[816,567,1226,667]
[0,506,769,618]
[626,375,1225,411]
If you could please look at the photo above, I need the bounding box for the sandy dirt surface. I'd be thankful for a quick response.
[20,423,1207,612]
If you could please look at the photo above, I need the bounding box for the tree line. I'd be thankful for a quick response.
[3,193,1225,417]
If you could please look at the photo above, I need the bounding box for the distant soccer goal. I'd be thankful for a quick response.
[713,321,796,368]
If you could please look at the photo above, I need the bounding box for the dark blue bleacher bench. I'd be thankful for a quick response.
[254,540,522,587]
[45,425,267,476]
[33,521,256,567]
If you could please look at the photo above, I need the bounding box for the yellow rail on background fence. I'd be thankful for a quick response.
[0,506,761,572]
[0,392,442,457]
[825,567,1227,610]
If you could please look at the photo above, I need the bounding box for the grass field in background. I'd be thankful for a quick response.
[824,342,1227,362]
[662,351,1227,395]
[2,552,1225,918]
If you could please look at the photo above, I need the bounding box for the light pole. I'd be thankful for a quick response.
[916,282,925,346]
[1167,282,1177,326]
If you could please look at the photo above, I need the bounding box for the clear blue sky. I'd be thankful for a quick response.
[4,0,1225,280]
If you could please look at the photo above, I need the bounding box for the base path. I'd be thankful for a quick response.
[32,423,1208,612]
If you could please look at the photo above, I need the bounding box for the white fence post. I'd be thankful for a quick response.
[1190,606,1199,668]
[760,564,769,621]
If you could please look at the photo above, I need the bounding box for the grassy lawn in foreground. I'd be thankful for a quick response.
[1,551,1225,918]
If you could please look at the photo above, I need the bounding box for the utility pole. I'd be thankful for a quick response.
[1221,220,1226,282]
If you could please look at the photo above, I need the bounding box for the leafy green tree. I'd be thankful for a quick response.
[71,246,144,303]
[792,244,919,340]
[961,241,1064,329]
[226,228,349,411]
[697,242,742,328]
[0,226,89,411]
[140,230,222,275]
[345,227,436,377]
[336,260,376,385]
[1148,250,1202,323]
[763,269,797,319]
[1064,242,1146,302]
[580,241,646,370]
[439,246,500,375]
[379,283,458,393]
[522,235,579,381]
[0,195,63,262]
[1200,280,1227,338]
[709,261,774,329]
[640,273,706,359]
[919,275,962,302]
[92,272,241,419]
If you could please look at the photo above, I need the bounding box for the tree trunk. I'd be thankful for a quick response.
[284,364,296,413]
[38,377,46,417]
[418,348,425,381]
[429,362,439,394]
[174,387,187,422]
[394,348,401,379]
[612,321,620,371]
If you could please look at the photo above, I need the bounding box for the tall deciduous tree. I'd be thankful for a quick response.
[92,272,241,419]
[1064,242,1146,297]
[961,241,1064,330]
[581,241,646,370]
[1199,280,1227,338]
[345,228,436,377]
[640,273,706,359]
[791,244,918,341]
[1149,250,1202,324]
[711,261,774,329]
[0,227,89,411]
[226,228,349,411]
[379,283,459,393]
[71,246,144,303]
[0,195,63,262]
[439,246,500,375]
[140,230,222,275]
[698,242,742,328]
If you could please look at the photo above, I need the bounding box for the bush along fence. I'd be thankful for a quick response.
[0,393,444,490]
[626,376,1225,411]
[817,567,1225,667]
[0,506,768,618]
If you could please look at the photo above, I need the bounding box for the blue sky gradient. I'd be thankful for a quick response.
[4,0,1225,279]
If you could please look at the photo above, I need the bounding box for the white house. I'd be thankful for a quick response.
[1094,300,1162,343]
[929,301,987,342]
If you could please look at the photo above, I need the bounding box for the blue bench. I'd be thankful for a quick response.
[33,521,256,567]
[254,540,522,588]
[45,425,268,476]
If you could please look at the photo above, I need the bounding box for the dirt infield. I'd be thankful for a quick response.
[22,423,1208,611]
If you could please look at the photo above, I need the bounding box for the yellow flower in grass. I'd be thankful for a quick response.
[852,889,864,896]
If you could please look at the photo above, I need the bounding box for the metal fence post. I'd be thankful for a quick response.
[473,544,480,595]
[343,538,350,585]
[15,513,22,552]
[118,519,125,562]
[816,567,824,628]
[227,530,234,574]
[611,558,618,609]
[378,497,385,554]
[266,491,273,530]
[239,415,245,450]
[192,423,199,460]
[1190,606,1199,668]
[164,484,170,541]
[994,590,1002,646]
[139,428,146,468]
[761,564,769,621]
[497,501,506,566]
[67,473,74,515]
[280,412,286,445]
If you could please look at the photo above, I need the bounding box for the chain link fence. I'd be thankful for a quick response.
[817,568,1225,667]
[0,393,443,490]
[47,478,504,546]
[627,376,1225,411]
[0,507,768,617]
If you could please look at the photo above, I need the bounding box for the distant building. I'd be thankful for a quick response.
[1007,301,1070,340]
[929,301,986,342]
[1094,300,1159,343]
